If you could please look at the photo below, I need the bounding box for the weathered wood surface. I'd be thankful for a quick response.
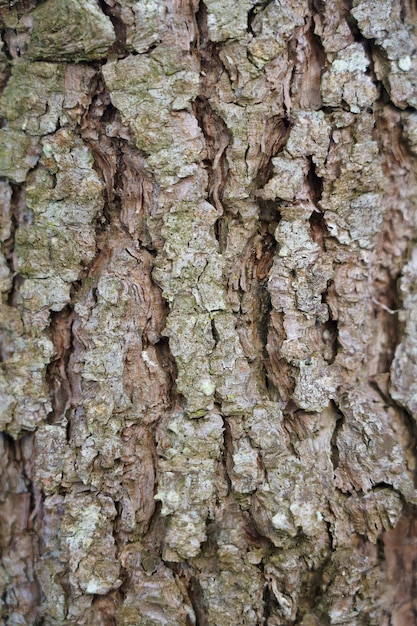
[1,1,417,624]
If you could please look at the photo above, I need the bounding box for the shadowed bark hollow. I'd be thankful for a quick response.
[1,0,417,624]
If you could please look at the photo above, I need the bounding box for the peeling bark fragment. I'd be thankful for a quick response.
[102,52,202,185]
[154,202,222,305]
[321,42,379,112]
[0,62,65,135]
[155,412,223,560]
[0,61,96,135]
[0,49,9,89]
[116,0,200,56]
[17,130,103,287]
[164,306,216,415]
[257,156,309,202]
[193,500,265,625]
[248,0,308,68]
[313,0,353,57]
[0,181,14,296]
[0,89,106,437]
[210,312,261,414]
[0,129,39,183]
[0,305,54,435]
[116,0,166,53]
[204,0,256,43]
[61,493,121,596]
[321,114,386,249]
[352,0,417,108]
[334,388,416,502]
[317,545,382,624]
[292,357,338,412]
[198,559,264,625]
[69,248,161,481]
[285,111,330,172]
[118,543,195,625]
[402,111,417,155]
[227,417,262,494]
[344,488,403,543]
[251,406,334,547]
[27,0,116,62]
[34,424,69,493]
[391,247,417,418]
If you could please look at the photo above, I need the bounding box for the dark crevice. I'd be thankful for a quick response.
[262,581,279,625]
[241,510,275,557]
[321,318,338,365]
[254,223,276,284]
[187,575,209,626]
[362,38,376,79]
[236,210,279,402]
[255,116,292,189]
[396,407,417,489]
[0,0,36,13]
[311,0,325,15]
[258,199,282,226]
[369,109,417,486]
[290,9,327,111]
[195,0,225,85]
[71,72,181,544]
[19,432,43,528]
[98,0,128,58]
[194,0,232,259]
[159,561,203,625]
[372,481,398,492]
[4,183,29,308]
[259,289,275,400]
[264,313,297,404]
[213,217,221,243]
[321,105,341,115]
[343,0,363,42]
[0,29,14,61]
[321,280,339,364]
[45,305,74,425]
[215,212,232,253]
[309,210,327,250]
[1,26,26,61]
[154,335,180,410]
[307,157,323,207]
[5,273,23,308]
[376,534,385,562]
[365,40,394,106]
[247,1,273,36]
[210,317,219,347]
[309,29,327,71]
[80,75,158,257]
[220,416,233,494]
[292,549,333,625]
[330,401,345,472]
[380,504,417,624]
[0,34,12,92]
[193,96,230,217]
[400,0,417,23]
[371,299,401,374]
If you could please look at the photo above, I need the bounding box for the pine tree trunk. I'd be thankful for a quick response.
[1,1,417,624]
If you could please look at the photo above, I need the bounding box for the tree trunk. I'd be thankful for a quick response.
[1,0,417,624]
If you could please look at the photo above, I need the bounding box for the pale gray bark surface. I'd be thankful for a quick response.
[1,0,417,624]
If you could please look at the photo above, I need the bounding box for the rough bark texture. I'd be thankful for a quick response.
[1,0,417,624]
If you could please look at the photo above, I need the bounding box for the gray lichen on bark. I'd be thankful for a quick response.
[1,0,417,624]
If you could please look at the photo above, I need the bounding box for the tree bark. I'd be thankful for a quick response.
[1,0,417,624]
